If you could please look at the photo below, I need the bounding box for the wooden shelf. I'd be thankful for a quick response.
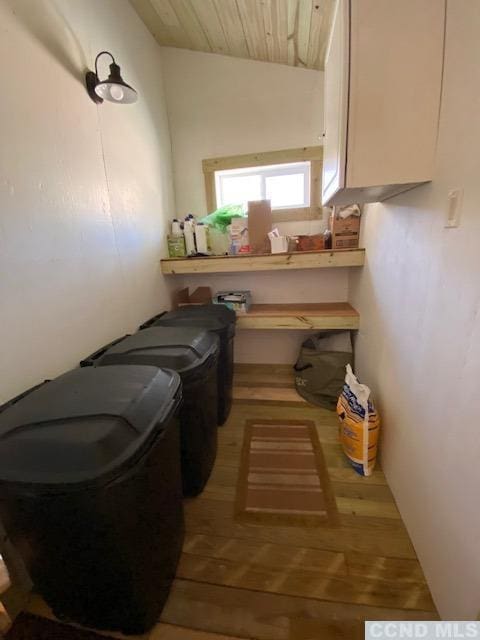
[161,249,365,275]
[235,303,359,330]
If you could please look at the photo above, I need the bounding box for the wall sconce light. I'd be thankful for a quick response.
[85,51,138,104]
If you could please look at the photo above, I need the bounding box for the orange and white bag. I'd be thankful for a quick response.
[336,365,380,476]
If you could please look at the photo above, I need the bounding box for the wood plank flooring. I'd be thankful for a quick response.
[25,364,437,640]
[161,364,437,638]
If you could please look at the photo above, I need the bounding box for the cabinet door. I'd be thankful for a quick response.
[322,0,349,205]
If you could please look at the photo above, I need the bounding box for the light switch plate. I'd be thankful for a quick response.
[445,188,463,228]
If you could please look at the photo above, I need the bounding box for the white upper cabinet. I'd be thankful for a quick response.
[322,0,446,206]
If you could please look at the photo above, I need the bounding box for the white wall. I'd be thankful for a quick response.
[161,47,325,219]
[161,48,348,363]
[0,0,175,402]
[349,0,480,618]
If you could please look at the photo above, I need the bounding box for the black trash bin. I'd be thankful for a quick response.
[81,327,219,497]
[139,305,236,425]
[0,366,184,635]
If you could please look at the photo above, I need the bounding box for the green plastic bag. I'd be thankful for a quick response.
[200,204,245,233]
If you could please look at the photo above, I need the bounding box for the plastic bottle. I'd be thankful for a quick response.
[195,223,209,255]
[167,218,186,257]
[184,219,196,256]
[171,219,182,237]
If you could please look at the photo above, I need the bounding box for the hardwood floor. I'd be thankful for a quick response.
[26,364,437,640]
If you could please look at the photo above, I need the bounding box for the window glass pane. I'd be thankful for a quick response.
[265,173,305,207]
[215,160,310,211]
[219,174,262,209]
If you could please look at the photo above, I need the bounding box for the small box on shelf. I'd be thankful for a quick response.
[213,290,252,314]
[297,234,325,252]
[330,206,361,250]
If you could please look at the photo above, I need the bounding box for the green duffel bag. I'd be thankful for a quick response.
[294,331,353,410]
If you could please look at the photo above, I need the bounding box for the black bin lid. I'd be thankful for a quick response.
[0,366,181,492]
[96,327,219,376]
[156,305,236,337]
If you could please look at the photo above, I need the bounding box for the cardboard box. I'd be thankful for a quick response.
[297,234,325,251]
[330,208,361,250]
[248,200,272,254]
[172,286,212,308]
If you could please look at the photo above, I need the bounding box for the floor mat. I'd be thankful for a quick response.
[235,419,338,526]
[5,613,107,639]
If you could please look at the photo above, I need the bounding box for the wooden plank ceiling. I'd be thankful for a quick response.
[130,0,335,70]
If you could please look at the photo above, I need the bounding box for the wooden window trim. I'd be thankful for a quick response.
[202,146,323,222]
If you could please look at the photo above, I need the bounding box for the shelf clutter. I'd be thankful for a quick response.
[164,201,363,331]
[161,248,365,275]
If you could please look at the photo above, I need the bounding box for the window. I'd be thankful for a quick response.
[203,147,323,222]
[215,162,310,211]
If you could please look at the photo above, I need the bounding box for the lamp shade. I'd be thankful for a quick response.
[94,62,137,104]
